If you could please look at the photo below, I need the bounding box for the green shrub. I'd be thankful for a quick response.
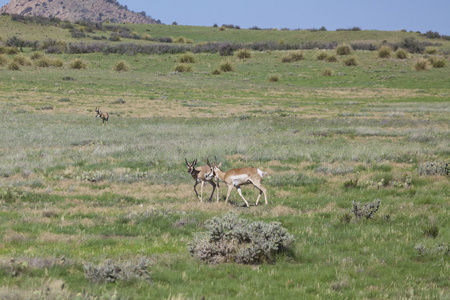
[236,49,252,59]
[114,60,130,72]
[7,61,20,70]
[352,199,381,220]
[212,68,221,75]
[378,46,392,58]
[394,48,409,59]
[414,58,429,71]
[174,63,193,72]
[0,54,8,66]
[428,57,446,68]
[336,44,352,55]
[338,211,352,224]
[219,61,234,72]
[423,223,439,238]
[320,68,333,76]
[188,212,294,264]
[178,52,196,63]
[342,57,358,66]
[316,51,328,61]
[269,74,280,82]
[69,58,88,69]
[281,51,304,62]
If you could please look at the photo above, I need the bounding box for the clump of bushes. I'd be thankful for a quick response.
[418,161,448,176]
[219,60,234,72]
[378,46,392,58]
[211,68,221,75]
[281,51,304,62]
[188,212,294,264]
[352,199,381,220]
[69,58,88,69]
[414,58,430,71]
[336,44,352,55]
[174,63,193,72]
[236,49,252,59]
[178,52,196,63]
[342,57,358,66]
[114,60,130,72]
[316,51,329,61]
[394,48,409,59]
[83,257,151,283]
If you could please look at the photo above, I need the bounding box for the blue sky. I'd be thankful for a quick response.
[1,0,449,35]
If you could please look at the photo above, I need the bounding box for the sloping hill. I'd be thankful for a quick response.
[0,0,156,24]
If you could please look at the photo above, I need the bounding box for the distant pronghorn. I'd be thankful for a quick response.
[208,157,268,207]
[185,158,219,202]
[95,107,109,124]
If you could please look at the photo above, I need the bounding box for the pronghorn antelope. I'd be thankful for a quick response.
[185,158,219,202]
[95,107,109,124]
[208,157,268,207]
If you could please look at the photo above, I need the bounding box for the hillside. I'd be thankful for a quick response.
[0,0,156,24]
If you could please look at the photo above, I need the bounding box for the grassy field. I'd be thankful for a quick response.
[0,15,449,299]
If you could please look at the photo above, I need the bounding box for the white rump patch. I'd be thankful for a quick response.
[257,169,266,178]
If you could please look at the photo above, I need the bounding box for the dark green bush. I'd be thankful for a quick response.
[219,61,234,72]
[188,212,294,264]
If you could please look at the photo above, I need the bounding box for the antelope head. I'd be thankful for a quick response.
[185,158,198,175]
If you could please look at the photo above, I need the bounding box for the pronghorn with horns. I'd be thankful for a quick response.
[95,107,109,124]
[185,158,219,202]
[207,157,268,207]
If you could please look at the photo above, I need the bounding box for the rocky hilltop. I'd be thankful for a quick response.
[0,0,157,24]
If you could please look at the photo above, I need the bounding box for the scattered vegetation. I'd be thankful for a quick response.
[418,161,449,176]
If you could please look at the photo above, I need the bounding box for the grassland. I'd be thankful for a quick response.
[0,15,449,299]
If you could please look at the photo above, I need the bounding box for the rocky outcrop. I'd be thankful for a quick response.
[0,0,157,24]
